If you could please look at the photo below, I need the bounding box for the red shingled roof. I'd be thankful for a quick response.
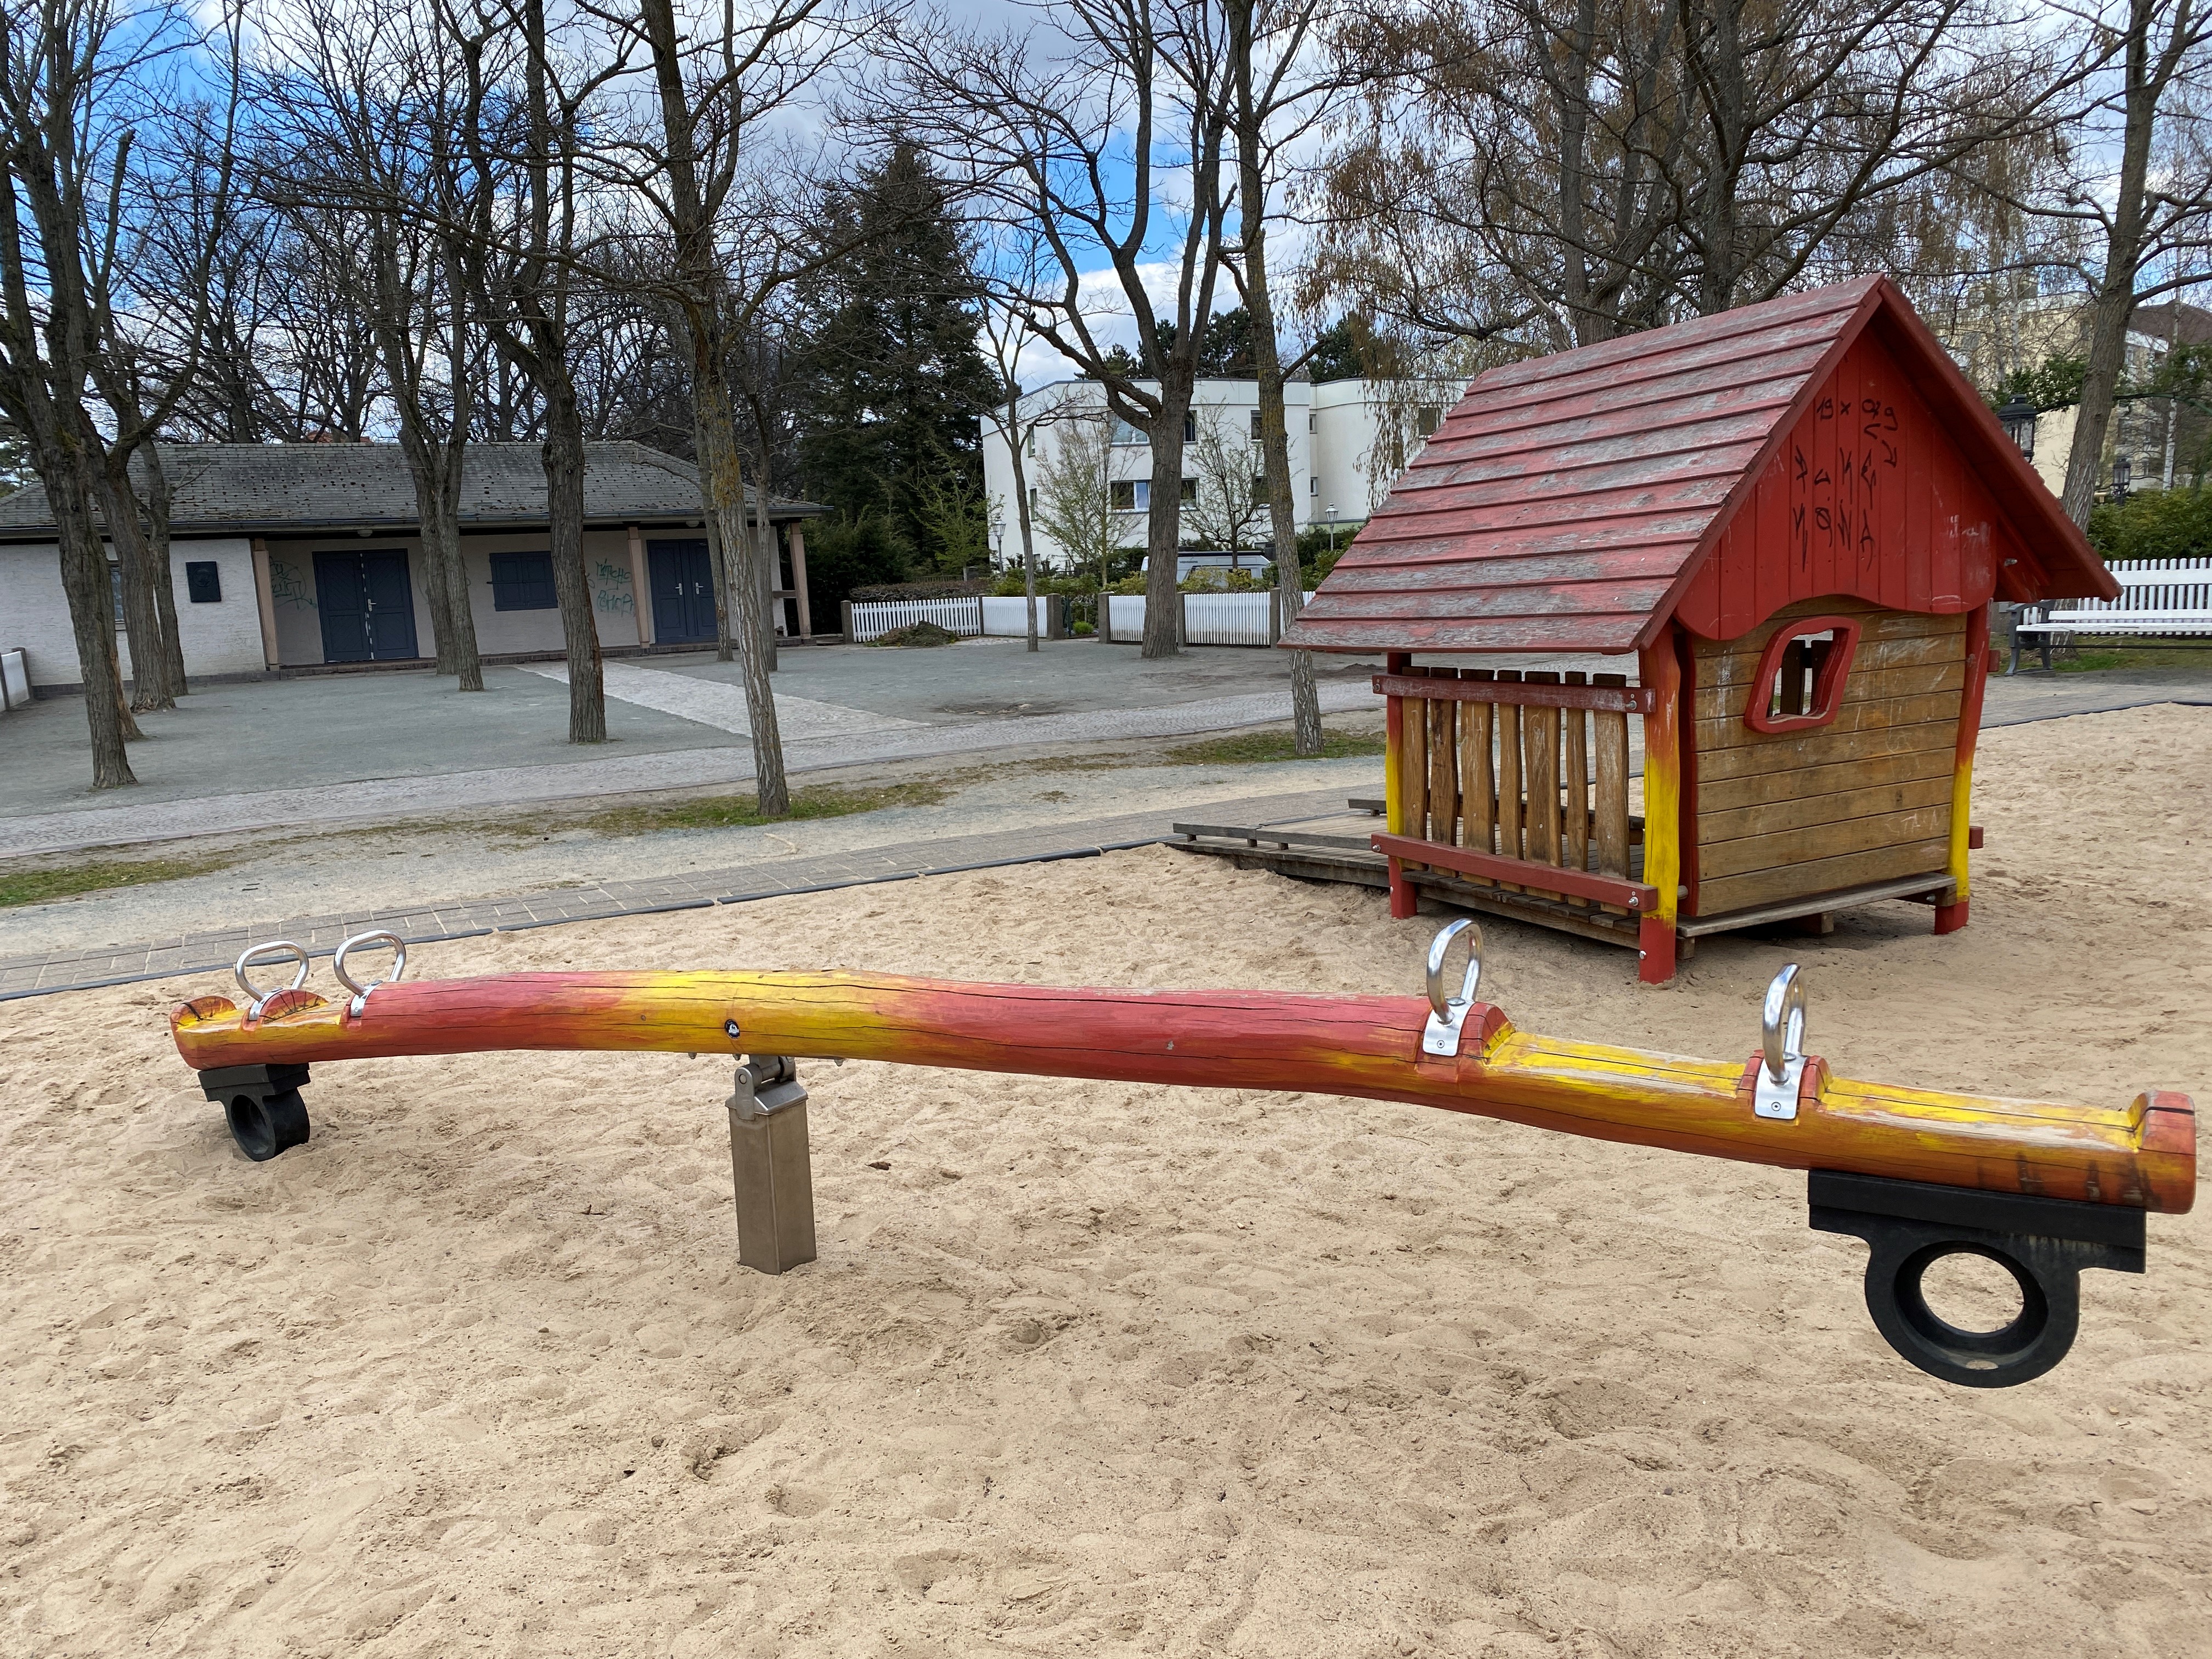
[1282,277,2115,655]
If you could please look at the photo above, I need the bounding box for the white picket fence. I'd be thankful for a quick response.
[1102,590,1318,646]
[980,596,1056,637]
[845,596,985,642]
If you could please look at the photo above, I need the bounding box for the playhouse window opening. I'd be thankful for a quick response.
[1768,629,1837,720]
[1745,616,1861,735]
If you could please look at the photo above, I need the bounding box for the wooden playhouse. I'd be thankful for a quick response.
[1273,277,2118,983]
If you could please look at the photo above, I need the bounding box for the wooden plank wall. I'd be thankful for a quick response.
[1691,597,1965,916]
[1394,670,1639,912]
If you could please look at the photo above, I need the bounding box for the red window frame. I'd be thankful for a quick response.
[1744,616,1863,734]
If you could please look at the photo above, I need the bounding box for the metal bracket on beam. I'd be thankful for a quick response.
[726,1054,815,1274]
[1421,919,1483,1057]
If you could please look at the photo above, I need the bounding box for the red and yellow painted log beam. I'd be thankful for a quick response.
[172,969,2196,1214]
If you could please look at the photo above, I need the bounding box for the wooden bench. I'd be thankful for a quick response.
[2010,557,2212,671]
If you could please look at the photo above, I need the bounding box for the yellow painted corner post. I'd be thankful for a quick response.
[1636,633,1682,981]
[1937,605,1992,934]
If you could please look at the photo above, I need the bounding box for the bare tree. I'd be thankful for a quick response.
[616,0,870,812]
[892,0,1236,657]
[1315,0,2070,347]
[1182,401,1267,556]
[256,0,487,688]
[447,0,622,743]
[975,291,1050,651]
[0,0,226,785]
[2045,0,2212,526]
[1224,0,1335,751]
[1031,397,1121,600]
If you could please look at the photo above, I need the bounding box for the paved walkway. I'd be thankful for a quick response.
[0,675,1386,859]
[0,786,1351,1001]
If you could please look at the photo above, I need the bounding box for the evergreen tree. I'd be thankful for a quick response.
[790,146,1001,571]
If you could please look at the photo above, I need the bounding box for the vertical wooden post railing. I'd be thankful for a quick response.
[1378,664,1652,936]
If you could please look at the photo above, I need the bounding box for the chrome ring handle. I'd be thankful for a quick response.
[1421,919,1484,1057]
[1755,963,1809,1122]
[234,940,309,1020]
[1762,963,1807,1082]
[334,930,407,1019]
[1426,917,1482,1022]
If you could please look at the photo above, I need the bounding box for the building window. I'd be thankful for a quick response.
[1415,406,1443,437]
[1249,409,1263,439]
[1110,415,1146,447]
[1111,479,1148,511]
[1183,411,1197,443]
[1028,486,1038,512]
[490,550,557,611]
[184,561,222,603]
[1024,428,1036,456]
[1308,413,1317,433]
[1180,477,1198,504]
[1252,471,1269,495]
[1310,476,1318,496]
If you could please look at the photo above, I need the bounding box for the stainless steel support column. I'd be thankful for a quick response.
[726,1055,816,1274]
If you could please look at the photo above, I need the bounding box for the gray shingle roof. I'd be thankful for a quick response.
[0,442,823,541]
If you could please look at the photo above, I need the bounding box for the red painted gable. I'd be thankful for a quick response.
[1282,279,2115,655]
[1672,319,2017,637]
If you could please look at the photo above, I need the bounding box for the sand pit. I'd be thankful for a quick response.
[4,704,2208,1657]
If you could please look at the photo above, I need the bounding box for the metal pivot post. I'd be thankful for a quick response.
[726,1054,816,1275]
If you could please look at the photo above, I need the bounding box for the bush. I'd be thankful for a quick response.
[2086,487,2212,563]
[1298,521,1362,589]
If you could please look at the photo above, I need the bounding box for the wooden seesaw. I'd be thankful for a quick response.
[168,922,2194,1389]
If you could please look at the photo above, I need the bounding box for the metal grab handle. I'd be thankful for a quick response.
[1762,963,1807,1082]
[1421,919,1484,1057]
[1756,964,1809,1121]
[234,940,309,1020]
[334,930,407,1019]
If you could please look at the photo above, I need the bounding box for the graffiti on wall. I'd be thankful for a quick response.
[592,560,636,617]
[269,559,317,610]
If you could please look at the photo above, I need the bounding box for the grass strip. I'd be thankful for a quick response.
[1161,728,1388,765]
[573,780,953,837]
[0,854,239,910]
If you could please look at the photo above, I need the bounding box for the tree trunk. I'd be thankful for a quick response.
[694,354,788,812]
[752,452,781,677]
[398,426,485,690]
[1142,383,1190,658]
[95,458,173,713]
[1009,431,1039,651]
[48,453,137,786]
[140,441,187,697]
[1229,15,1323,754]
[2060,0,2163,534]
[540,379,605,743]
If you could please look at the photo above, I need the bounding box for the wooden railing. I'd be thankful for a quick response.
[1374,668,1658,915]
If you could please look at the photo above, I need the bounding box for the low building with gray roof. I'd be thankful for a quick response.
[0,442,823,693]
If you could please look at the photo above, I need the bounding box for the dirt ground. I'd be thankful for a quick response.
[2,704,2207,1658]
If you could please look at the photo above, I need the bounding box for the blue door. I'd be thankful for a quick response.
[315,550,420,663]
[648,540,716,643]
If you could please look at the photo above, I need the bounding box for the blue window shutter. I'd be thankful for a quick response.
[490,551,557,611]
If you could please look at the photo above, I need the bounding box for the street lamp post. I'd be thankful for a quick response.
[2112,453,2132,504]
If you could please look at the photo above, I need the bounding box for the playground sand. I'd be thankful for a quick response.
[4,702,2207,1657]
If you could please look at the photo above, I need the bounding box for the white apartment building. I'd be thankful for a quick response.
[980,375,1468,571]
